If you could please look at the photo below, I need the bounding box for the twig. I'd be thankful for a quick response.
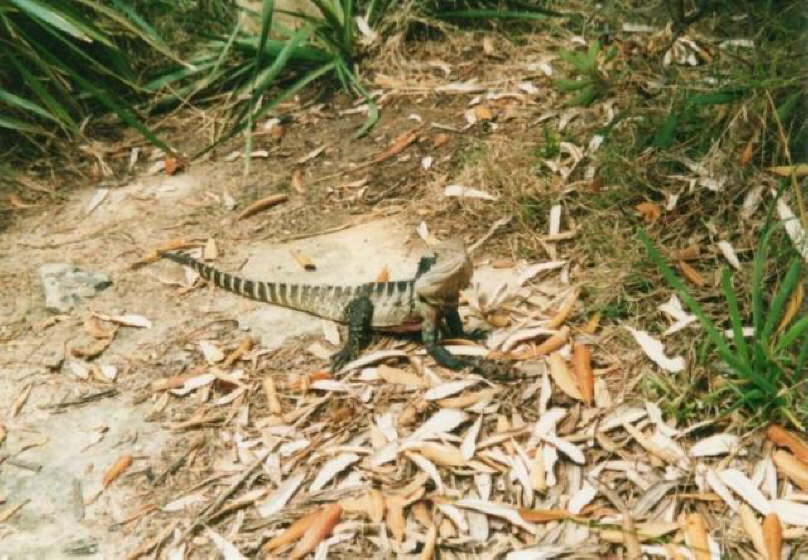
[179,450,270,542]
[41,389,118,410]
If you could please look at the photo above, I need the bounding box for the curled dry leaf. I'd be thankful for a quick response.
[626,327,686,372]
[635,202,662,223]
[690,433,740,457]
[310,453,360,492]
[766,424,808,463]
[103,454,133,488]
[547,352,584,401]
[454,499,537,535]
[235,193,288,221]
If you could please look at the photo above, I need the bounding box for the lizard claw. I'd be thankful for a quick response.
[329,349,354,372]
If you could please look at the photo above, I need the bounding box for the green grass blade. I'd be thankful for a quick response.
[0,113,51,135]
[8,0,112,45]
[0,88,60,123]
[4,49,79,130]
[721,268,750,367]
[751,227,773,334]
[638,230,746,372]
[776,315,808,354]
[761,258,802,341]
[338,57,378,138]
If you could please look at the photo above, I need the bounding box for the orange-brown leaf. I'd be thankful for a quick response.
[103,454,133,488]
[290,503,342,559]
[372,128,419,164]
[291,167,306,193]
[678,261,707,287]
[777,282,803,335]
[739,139,755,167]
[164,156,184,175]
[767,424,808,463]
[236,193,288,220]
[772,450,808,490]
[635,202,662,223]
[375,265,390,283]
[762,513,782,560]
[263,509,321,552]
[433,133,450,148]
[572,343,594,405]
[685,513,711,560]
[473,104,494,121]
[519,507,574,523]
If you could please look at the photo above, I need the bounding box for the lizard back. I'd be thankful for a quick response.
[160,252,419,327]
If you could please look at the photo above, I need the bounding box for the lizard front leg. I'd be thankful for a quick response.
[442,307,488,341]
[330,296,374,371]
[421,305,468,370]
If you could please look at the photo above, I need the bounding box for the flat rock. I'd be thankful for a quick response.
[39,263,112,313]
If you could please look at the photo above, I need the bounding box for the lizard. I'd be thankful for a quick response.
[160,238,486,372]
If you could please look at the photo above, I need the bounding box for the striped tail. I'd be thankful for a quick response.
[160,252,357,322]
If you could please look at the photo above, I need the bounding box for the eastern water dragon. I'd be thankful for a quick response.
[160,239,490,372]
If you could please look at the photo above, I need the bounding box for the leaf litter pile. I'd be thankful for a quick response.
[106,245,806,559]
[3,8,807,560]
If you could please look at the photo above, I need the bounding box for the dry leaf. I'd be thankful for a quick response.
[739,504,767,558]
[443,185,499,201]
[518,508,574,523]
[11,383,32,417]
[263,375,283,415]
[372,128,419,164]
[626,327,686,372]
[263,509,321,552]
[636,202,662,223]
[433,133,450,148]
[291,168,306,193]
[762,513,782,560]
[296,145,326,165]
[546,289,579,328]
[257,473,305,518]
[599,522,678,543]
[198,340,224,364]
[548,352,584,401]
[772,450,808,490]
[777,282,803,334]
[385,495,407,543]
[0,501,27,523]
[71,337,113,359]
[767,163,808,177]
[290,250,316,271]
[103,454,133,488]
[223,337,253,367]
[767,424,808,463]
[685,513,711,560]
[205,528,245,560]
[235,193,288,220]
[94,313,152,328]
[572,343,594,405]
[739,139,755,167]
[678,260,707,286]
[375,265,390,282]
[164,156,182,176]
[474,104,494,121]
[378,365,425,387]
[8,194,34,209]
[310,453,360,492]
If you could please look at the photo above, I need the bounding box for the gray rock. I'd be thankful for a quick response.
[39,263,112,313]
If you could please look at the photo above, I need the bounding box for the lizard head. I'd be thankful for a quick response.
[414,237,473,303]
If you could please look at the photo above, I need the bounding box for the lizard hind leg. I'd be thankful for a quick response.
[329,296,374,372]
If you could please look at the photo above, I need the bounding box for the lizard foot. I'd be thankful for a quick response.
[329,348,357,372]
